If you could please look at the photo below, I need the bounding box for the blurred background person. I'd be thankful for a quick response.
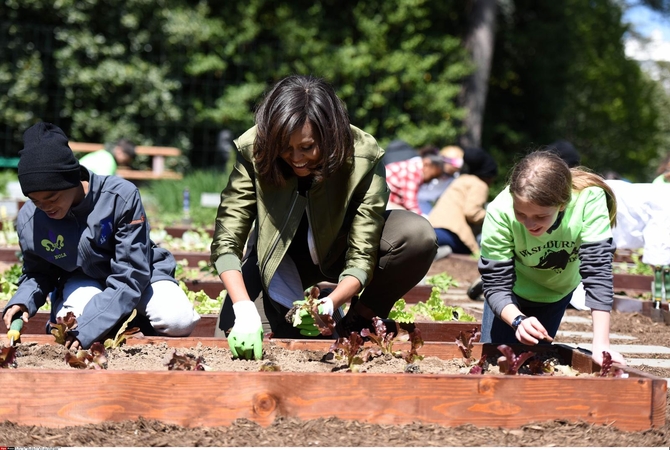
[385,152,448,216]
[417,145,464,215]
[547,140,580,168]
[653,153,670,184]
[79,138,136,176]
[381,139,419,166]
[429,147,498,260]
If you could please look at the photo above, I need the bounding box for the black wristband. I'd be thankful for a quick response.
[511,314,527,330]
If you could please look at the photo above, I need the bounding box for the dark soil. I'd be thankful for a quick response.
[1,255,669,446]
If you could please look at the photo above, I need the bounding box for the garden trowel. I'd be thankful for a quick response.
[7,315,23,347]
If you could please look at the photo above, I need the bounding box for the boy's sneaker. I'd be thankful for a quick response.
[434,245,453,261]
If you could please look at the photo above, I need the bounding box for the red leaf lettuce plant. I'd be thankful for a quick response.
[599,351,626,378]
[104,309,141,349]
[455,328,488,374]
[164,350,209,371]
[496,344,536,375]
[0,345,17,368]
[49,311,78,345]
[65,342,108,370]
[330,331,370,372]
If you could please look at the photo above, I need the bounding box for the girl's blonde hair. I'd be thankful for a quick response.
[509,150,617,227]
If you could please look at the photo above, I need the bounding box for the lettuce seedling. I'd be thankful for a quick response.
[455,327,481,365]
[496,344,536,375]
[104,309,141,349]
[330,331,372,372]
[50,311,78,345]
[398,328,424,364]
[360,317,425,364]
[468,355,488,374]
[0,345,17,368]
[286,286,335,336]
[65,342,108,370]
[425,272,459,292]
[388,298,415,323]
[360,317,396,355]
[259,361,281,372]
[526,356,560,375]
[410,288,477,322]
[164,349,209,371]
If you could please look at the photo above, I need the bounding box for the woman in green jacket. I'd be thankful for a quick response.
[210,75,437,359]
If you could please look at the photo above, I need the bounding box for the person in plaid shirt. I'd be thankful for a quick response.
[385,154,446,215]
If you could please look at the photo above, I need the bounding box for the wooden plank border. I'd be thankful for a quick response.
[0,339,664,431]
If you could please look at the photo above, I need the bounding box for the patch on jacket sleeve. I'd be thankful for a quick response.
[130,214,146,226]
[99,216,114,246]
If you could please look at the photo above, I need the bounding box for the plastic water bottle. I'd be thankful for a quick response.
[182,188,191,224]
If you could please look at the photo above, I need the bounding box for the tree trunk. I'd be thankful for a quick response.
[459,0,498,148]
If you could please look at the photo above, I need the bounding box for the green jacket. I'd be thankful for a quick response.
[210,125,389,293]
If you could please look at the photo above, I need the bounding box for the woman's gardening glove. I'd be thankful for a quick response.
[228,300,263,360]
[293,297,334,337]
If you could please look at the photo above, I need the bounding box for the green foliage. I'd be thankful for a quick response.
[3,0,666,181]
[388,298,415,323]
[484,0,669,182]
[178,281,225,315]
[412,287,476,322]
[103,309,140,349]
[0,0,469,164]
[0,263,21,304]
[390,287,476,323]
[613,250,654,276]
[141,169,226,227]
[425,272,459,292]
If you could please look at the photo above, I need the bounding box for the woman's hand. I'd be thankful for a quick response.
[328,277,362,310]
[515,316,553,345]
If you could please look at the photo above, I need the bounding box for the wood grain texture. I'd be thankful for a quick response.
[0,360,664,431]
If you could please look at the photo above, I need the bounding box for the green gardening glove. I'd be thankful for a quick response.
[227,300,263,360]
[293,297,334,337]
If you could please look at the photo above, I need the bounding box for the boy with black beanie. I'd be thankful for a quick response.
[3,122,200,350]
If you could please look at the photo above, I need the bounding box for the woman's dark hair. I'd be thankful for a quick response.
[253,75,354,186]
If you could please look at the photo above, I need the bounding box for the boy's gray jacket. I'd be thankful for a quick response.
[210,125,389,293]
[4,168,176,348]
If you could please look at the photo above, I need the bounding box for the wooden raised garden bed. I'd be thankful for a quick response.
[613,273,653,294]
[0,311,480,341]
[0,336,665,431]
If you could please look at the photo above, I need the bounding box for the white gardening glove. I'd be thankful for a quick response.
[228,300,263,360]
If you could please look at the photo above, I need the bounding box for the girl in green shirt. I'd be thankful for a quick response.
[479,150,626,366]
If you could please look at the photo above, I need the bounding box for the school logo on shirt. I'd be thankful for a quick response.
[41,230,66,260]
[99,216,114,245]
[521,241,578,273]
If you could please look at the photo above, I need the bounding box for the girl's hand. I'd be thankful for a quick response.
[591,345,626,366]
[515,316,553,345]
[64,335,82,352]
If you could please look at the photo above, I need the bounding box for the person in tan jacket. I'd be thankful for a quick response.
[428,147,498,260]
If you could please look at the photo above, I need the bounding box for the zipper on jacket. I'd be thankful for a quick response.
[304,195,320,265]
[260,191,300,277]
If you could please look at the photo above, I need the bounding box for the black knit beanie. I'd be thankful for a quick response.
[548,140,580,168]
[18,122,81,196]
[463,147,498,179]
